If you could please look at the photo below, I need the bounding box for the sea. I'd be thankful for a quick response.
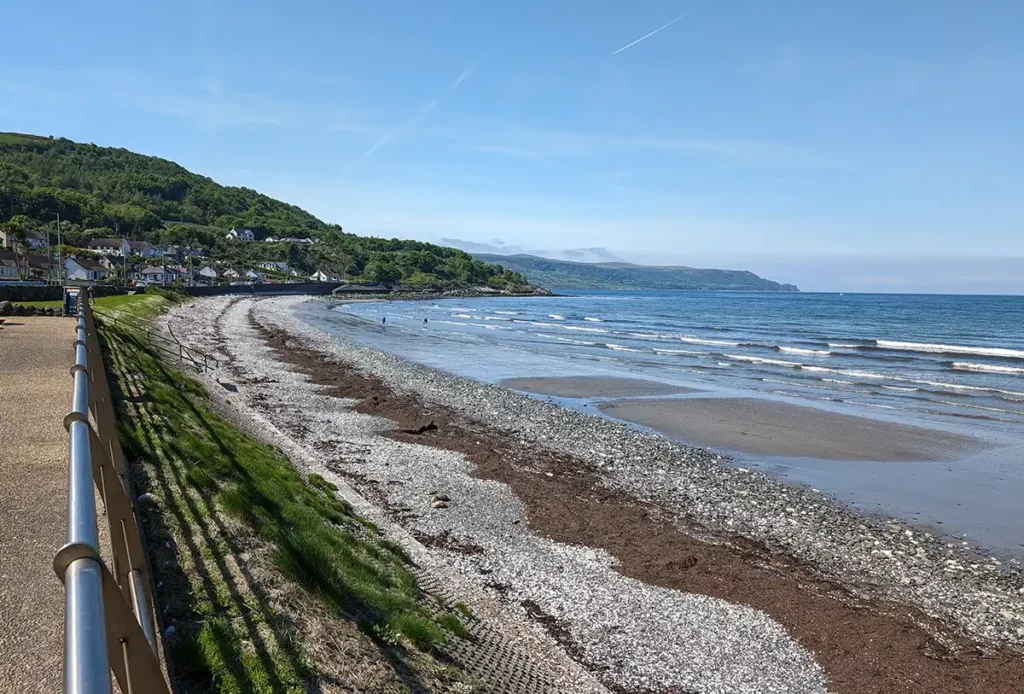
[298,291,1024,557]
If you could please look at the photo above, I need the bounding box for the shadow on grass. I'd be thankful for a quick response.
[101,322,448,693]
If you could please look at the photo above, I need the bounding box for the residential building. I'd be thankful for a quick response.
[0,255,18,278]
[130,241,162,258]
[64,257,110,282]
[198,266,218,280]
[258,261,291,274]
[138,265,182,284]
[2,251,58,281]
[88,238,132,256]
[0,229,47,250]
[223,269,240,279]
[309,269,341,282]
[226,227,255,242]
[244,269,262,281]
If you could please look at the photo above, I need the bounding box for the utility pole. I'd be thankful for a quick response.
[56,211,63,286]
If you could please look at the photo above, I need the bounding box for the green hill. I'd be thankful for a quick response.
[472,254,799,291]
[0,132,531,290]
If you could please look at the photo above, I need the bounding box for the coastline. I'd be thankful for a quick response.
[166,295,1024,694]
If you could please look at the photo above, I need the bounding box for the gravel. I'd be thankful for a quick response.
[167,295,1024,692]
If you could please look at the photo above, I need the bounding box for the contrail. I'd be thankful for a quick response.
[612,12,691,55]
[355,67,473,166]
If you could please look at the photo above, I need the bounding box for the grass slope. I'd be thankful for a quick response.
[97,294,475,692]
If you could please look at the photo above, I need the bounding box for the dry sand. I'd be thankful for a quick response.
[500,376,696,399]
[599,396,985,462]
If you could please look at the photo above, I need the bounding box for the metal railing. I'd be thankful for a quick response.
[93,309,218,373]
[53,289,170,694]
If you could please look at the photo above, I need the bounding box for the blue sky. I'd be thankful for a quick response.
[2,0,1023,292]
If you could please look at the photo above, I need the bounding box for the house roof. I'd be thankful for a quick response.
[88,238,127,247]
[130,241,156,250]
[140,265,178,275]
[69,257,105,271]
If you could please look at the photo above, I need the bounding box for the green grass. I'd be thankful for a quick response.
[96,294,470,691]
[12,291,176,313]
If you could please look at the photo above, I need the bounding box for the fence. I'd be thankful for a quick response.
[93,310,218,373]
[53,289,170,694]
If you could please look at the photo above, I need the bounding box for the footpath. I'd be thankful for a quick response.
[0,317,73,693]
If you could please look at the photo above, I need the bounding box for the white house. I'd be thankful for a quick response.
[258,261,291,274]
[198,266,218,280]
[0,229,47,250]
[138,265,182,284]
[130,241,162,258]
[226,228,255,242]
[0,255,18,278]
[309,269,341,282]
[88,238,132,256]
[64,257,110,282]
[244,269,263,281]
[223,268,240,279]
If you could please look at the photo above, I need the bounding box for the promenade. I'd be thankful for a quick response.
[0,317,73,693]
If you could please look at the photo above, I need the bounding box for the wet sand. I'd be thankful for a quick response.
[599,397,985,462]
[500,376,697,399]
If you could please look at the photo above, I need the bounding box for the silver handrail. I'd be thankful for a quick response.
[55,289,169,694]
[62,307,112,694]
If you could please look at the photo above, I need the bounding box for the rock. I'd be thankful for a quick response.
[137,492,158,507]
[164,625,176,637]
[430,500,449,509]
[0,301,11,316]
[432,493,451,503]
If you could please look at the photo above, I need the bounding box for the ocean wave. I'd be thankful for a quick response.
[528,321,562,328]
[882,385,921,392]
[537,333,597,346]
[549,314,566,320]
[653,348,711,356]
[776,346,831,357]
[951,362,1024,376]
[453,313,474,319]
[681,336,742,347]
[482,316,511,321]
[724,354,803,368]
[584,317,603,322]
[606,343,643,352]
[493,310,518,315]
[564,325,610,333]
[876,339,1024,360]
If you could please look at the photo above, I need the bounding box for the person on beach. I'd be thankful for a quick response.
[423,318,428,326]
[382,316,387,329]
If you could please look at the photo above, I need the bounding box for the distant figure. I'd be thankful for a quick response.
[382,316,387,328]
[423,318,428,326]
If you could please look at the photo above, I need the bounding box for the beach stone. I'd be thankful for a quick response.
[0,301,11,316]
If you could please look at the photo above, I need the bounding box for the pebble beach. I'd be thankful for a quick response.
[165,295,1024,694]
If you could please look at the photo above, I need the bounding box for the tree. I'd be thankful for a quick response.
[365,261,401,284]
[1,215,34,279]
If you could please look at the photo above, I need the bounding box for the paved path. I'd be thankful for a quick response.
[0,317,74,693]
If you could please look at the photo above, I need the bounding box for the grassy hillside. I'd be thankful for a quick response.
[473,254,799,291]
[0,132,530,290]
